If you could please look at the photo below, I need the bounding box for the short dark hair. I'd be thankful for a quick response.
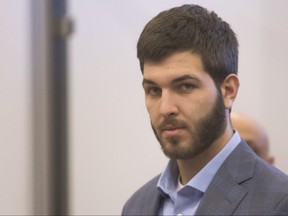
[137,4,238,86]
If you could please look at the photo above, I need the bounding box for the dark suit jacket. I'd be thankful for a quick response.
[122,140,288,215]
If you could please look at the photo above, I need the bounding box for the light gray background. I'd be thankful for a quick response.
[1,0,288,215]
[69,0,288,214]
[0,0,32,214]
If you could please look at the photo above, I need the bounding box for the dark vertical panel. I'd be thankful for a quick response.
[31,0,71,215]
[50,0,70,215]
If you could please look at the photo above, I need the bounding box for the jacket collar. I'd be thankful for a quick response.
[195,140,256,215]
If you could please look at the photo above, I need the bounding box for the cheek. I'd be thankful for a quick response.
[145,98,152,113]
[145,99,156,118]
[183,94,215,119]
[145,100,162,126]
[190,93,214,108]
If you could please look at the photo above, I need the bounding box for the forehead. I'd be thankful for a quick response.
[143,51,212,84]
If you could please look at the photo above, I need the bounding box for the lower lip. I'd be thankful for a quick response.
[162,128,185,137]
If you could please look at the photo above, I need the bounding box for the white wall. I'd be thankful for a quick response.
[68,0,288,214]
[0,0,33,214]
[1,0,286,215]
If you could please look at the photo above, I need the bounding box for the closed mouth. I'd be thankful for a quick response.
[162,125,185,131]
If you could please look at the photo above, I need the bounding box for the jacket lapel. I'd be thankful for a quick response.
[145,192,163,215]
[195,141,256,215]
[136,174,164,215]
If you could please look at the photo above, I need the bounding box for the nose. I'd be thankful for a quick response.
[159,91,179,117]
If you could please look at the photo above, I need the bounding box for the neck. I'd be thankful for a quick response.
[177,127,233,185]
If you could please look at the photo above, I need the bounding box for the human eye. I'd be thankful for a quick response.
[144,86,162,96]
[178,83,196,92]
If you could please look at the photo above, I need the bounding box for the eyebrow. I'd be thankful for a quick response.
[142,79,157,87]
[171,74,200,84]
[142,74,200,87]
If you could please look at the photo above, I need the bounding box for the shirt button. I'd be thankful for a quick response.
[177,214,183,216]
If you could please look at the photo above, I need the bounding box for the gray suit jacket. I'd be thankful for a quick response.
[122,140,288,215]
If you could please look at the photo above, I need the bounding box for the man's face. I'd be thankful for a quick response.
[142,51,227,160]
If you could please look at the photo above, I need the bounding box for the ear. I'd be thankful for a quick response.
[221,74,240,109]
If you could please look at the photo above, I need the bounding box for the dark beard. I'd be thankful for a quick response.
[152,90,226,160]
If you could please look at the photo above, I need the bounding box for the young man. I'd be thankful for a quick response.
[122,4,288,215]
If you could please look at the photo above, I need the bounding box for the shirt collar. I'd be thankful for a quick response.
[157,131,241,196]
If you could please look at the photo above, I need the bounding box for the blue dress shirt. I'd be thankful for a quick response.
[157,131,241,216]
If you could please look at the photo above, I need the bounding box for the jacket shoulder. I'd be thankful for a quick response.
[122,174,162,215]
[230,141,288,214]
